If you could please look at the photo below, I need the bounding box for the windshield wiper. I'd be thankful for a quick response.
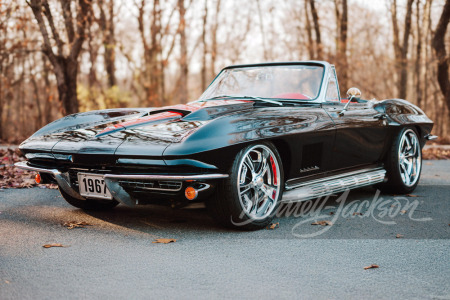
[200,95,283,106]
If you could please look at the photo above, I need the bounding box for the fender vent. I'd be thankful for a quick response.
[301,143,323,171]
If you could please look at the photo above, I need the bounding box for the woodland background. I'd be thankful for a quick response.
[0,0,449,144]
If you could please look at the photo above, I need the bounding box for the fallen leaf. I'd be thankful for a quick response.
[311,220,332,226]
[63,221,92,229]
[406,194,419,197]
[329,212,335,215]
[48,184,58,189]
[400,210,407,214]
[4,280,10,284]
[267,222,279,230]
[364,264,379,270]
[152,238,176,244]
[391,204,397,208]
[43,243,66,248]
[353,212,363,216]
[396,234,404,238]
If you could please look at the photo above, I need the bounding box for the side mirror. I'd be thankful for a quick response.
[346,87,362,99]
[339,87,362,116]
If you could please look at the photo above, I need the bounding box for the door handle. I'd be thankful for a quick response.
[373,113,387,120]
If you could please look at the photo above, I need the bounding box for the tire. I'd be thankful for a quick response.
[376,127,422,194]
[207,142,284,230]
[58,186,120,211]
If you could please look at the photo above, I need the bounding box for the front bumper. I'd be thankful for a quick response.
[15,161,228,206]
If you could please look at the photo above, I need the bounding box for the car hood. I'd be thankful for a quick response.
[20,100,253,162]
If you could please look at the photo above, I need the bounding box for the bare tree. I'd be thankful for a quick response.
[390,0,415,99]
[432,0,450,117]
[137,0,164,106]
[98,0,116,88]
[210,0,221,78]
[304,0,314,59]
[308,0,322,59]
[334,0,348,92]
[256,0,268,60]
[27,0,92,115]
[201,0,208,91]
[177,0,188,103]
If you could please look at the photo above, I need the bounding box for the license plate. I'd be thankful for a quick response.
[77,173,113,200]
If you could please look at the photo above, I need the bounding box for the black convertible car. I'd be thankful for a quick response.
[16,61,436,229]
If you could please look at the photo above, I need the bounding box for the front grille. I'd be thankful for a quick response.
[68,169,182,192]
[118,180,182,192]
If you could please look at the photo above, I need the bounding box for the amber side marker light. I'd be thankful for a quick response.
[185,186,198,200]
[35,173,41,184]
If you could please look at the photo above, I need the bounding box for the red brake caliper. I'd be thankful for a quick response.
[270,155,277,199]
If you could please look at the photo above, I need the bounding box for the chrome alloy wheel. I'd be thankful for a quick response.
[237,145,281,220]
[398,129,421,187]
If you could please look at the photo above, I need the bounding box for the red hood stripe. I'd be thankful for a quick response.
[98,99,250,136]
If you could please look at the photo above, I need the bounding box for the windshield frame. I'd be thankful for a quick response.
[199,61,328,102]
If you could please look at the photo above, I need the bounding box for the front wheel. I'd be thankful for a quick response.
[207,142,284,230]
[58,186,120,211]
[376,128,422,194]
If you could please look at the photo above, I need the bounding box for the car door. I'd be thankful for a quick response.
[322,67,388,171]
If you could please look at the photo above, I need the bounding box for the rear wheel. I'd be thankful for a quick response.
[207,142,284,230]
[377,128,422,194]
[58,186,119,211]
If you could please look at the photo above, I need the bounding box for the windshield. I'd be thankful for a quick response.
[199,65,324,101]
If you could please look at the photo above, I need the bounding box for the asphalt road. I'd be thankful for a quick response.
[0,161,449,299]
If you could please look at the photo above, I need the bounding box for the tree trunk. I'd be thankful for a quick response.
[308,0,322,59]
[42,59,54,124]
[178,0,188,103]
[304,0,314,59]
[431,0,450,117]
[398,0,414,100]
[414,0,422,107]
[201,0,208,91]
[54,59,79,115]
[210,0,221,78]
[99,0,116,88]
[256,0,268,60]
[335,0,348,93]
[137,0,164,106]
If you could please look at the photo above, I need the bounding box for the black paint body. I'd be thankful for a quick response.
[20,99,433,184]
[18,62,434,203]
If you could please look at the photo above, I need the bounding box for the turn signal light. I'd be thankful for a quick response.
[185,186,198,200]
[35,173,41,184]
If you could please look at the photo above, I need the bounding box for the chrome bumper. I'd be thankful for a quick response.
[14,161,228,206]
[14,161,85,201]
[425,134,438,141]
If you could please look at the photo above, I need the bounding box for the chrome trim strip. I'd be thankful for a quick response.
[14,161,85,200]
[285,167,384,190]
[104,174,229,180]
[14,161,58,174]
[116,158,166,166]
[282,168,386,203]
[117,180,183,192]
